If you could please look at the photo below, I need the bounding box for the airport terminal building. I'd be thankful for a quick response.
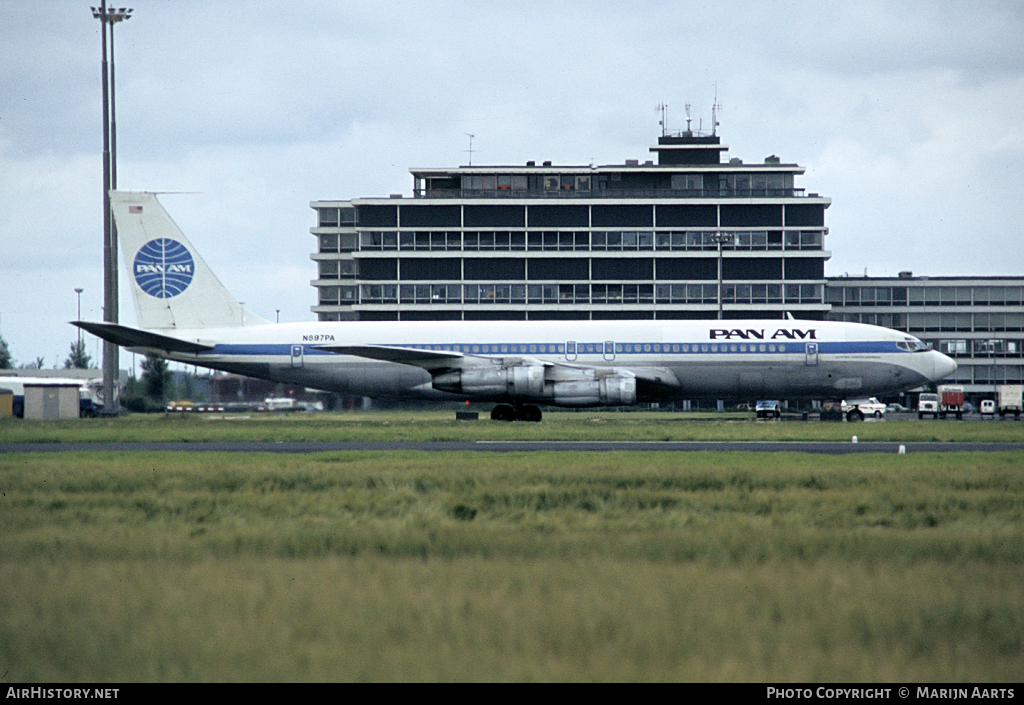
[311,132,831,323]
[310,132,1022,402]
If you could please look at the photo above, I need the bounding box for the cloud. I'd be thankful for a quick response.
[2,0,1023,365]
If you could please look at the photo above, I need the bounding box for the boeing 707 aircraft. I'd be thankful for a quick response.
[74,192,957,421]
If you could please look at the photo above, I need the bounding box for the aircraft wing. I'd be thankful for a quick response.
[316,343,592,370]
[73,321,215,354]
[317,343,682,400]
[315,344,464,370]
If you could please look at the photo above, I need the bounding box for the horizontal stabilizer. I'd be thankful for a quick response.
[73,321,214,354]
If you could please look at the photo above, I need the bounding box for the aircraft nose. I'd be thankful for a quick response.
[932,351,957,381]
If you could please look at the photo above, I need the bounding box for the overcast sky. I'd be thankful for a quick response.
[2,0,1023,369]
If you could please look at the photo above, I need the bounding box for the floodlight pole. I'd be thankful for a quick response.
[92,2,132,413]
[711,232,734,320]
[75,288,84,348]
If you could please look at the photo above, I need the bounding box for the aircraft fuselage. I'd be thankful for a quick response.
[138,318,953,403]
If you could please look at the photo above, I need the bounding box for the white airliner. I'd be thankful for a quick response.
[74,191,957,421]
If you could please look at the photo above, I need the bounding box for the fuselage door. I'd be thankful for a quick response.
[291,344,304,368]
[805,342,819,366]
[565,341,577,362]
[604,341,616,361]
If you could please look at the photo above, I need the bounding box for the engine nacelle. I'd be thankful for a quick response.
[432,364,636,406]
[432,365,545,398]
[551,375,636,407]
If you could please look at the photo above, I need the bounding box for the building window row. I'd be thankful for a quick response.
[319,229,825,253]
[318,201,826,230]
[833,312,1024,334]
[828,285,1024,307]
[317,256,823,282]
[320,283,823,307]
[314,208,356,228]
[413,173,797,199]
[937,339,1023,357]
[942,364,1024,385]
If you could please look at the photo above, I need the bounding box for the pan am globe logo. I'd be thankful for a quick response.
[133,238,195,298]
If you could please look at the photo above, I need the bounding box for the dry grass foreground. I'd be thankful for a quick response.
[2,449,1022,681]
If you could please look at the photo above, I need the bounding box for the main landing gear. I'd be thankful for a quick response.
[490,404,543,422]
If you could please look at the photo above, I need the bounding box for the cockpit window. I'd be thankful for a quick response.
[900,337,930,352]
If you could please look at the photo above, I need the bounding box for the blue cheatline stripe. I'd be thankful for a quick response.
[206,340,905,357]
[209,344,332,356]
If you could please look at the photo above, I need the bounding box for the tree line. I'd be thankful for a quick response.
[0,334,93,371]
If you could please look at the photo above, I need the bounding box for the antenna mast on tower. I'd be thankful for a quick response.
[464,133,475,166]
[712,86,721,137]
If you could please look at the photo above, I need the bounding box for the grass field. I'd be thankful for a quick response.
[1,413,1023,681]
[3,408,1024,444]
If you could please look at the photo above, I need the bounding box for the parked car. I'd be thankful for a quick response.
[886,402,910,413]
[841,397,886,421]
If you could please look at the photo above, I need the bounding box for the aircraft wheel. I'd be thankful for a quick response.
[516,405,543,423]
[847,409,864,422]
[491,405,516,421]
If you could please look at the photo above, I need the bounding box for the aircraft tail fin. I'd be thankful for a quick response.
[111,191,268,330]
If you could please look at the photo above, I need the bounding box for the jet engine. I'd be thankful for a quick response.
[550,375,636,406]
[431,364,636,407]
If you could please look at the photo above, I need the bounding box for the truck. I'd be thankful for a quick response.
[263,397,297,411]
[920,387,965,420]
[841,397,886,421]
[756,400,781,419]
[918,392,940,419]
[995,384,1022,419]
[938,384,965,419]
